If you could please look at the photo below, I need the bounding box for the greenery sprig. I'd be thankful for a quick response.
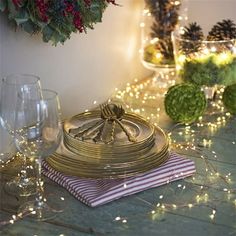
[180,54,236,87]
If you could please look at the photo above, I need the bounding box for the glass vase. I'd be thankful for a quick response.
[139,1,188,96]
[172,30,236,115]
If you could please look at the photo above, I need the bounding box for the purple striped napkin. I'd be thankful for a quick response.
[42,153,195,207]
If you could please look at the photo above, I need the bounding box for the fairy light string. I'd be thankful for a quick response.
[110,76,235,225]
[1,78,235,228]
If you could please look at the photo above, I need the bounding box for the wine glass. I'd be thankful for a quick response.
[15,89,63,221]
[0,119,15,165]
[0,74,42,196]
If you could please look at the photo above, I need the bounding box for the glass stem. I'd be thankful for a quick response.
[19,154,28,181]
[35,157,44,208]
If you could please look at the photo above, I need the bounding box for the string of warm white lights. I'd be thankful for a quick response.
[109,76,235,226]
[111,144,235,224]
[0,77,235,229]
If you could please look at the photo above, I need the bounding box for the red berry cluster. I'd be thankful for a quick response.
[63,1,84,32]
[106,0,117,5]
[35,0,49,22]
[12,0,21,7]
[73,12,84,32]
[65,2,74,14]
[84,0,92,6]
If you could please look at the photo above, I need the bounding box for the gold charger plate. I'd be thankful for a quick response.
[46,126,169,179]
[64,135,156,159]
[50,125,168,164]
[47,151,170,179]
[50,143,169,170]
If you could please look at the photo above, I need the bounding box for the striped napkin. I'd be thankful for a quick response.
[42,153,195,207]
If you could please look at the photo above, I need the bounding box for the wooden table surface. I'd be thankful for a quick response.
[1,88,236,236]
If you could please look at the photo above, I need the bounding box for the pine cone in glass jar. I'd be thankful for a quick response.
[207,19,236,41]
[180,22,204,55]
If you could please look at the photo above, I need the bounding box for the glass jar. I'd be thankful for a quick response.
[172,30,236,89]
[172,30,236,116]
[140,0,188,96]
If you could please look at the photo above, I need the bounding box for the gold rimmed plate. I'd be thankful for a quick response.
[49,139,169,166]
[64,111,155,148]
[46,127,169,178]
[47,150,170,179]
[50,125,168,164]
[49,145,169,170]
[64,136,156,159]
[63,125,166,159]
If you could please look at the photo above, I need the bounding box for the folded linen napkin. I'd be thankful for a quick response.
[42,153,195,207]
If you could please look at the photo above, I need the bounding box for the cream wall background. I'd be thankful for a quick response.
[0,0,236,118]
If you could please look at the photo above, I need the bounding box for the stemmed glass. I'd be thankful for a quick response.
[15,89,63,220]
[0,74,42,196]
[139,1,188,96]
[140,6,177,96]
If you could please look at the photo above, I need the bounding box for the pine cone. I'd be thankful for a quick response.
[207,19,236,41]
[145,0,180,62]
[180,22,204,55]
[182,22,204,41]
[157,38,174,61]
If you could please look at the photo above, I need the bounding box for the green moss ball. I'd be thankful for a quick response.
[164,83,207,123]
[222,83,236,114]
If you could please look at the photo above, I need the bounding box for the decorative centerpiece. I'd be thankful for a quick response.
[140,0,185,92]
[0,0,116,45]
[142,0,181,67]
[172,20,236,90]
[164,19,236,123]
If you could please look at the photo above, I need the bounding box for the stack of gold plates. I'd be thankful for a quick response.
[46,110,169,179]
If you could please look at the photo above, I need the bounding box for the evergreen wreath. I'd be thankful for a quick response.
[0,0,116,45]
